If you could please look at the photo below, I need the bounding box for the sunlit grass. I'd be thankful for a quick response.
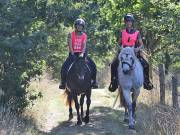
[137,87,180,135]
[0,101,39,135]
[24,77,68,133]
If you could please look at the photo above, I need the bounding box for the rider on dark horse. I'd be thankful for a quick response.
[59,18,98,90]
[109,13,153,92]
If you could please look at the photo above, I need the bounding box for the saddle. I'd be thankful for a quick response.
[67,57,92,75]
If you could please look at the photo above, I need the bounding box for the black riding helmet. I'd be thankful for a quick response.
[74,18,85,28]
[124,13,135,22]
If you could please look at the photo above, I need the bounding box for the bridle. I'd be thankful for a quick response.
[121,54,135,71]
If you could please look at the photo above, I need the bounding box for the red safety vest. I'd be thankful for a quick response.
[121,29,139,47]
[71,31,87,52]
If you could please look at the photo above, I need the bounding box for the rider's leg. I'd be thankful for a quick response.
[86,56,98,89]
[59,54,74,89]
[137,54,153,90]
[109,56,119,92]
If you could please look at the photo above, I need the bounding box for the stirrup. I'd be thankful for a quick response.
[91,81,98,89]
[144,82,153,90]
[108,80,118,92]
[59,84,65,90]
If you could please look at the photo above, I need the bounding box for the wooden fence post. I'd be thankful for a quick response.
[159,64,165,104]
[172,75,178,108]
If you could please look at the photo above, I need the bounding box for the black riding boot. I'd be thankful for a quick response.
[92,71,98,89]
[108,58,119,92]
[59,71,66,89]
[86,56,98,89]
[59,54,74,90]
[138,55,153,90]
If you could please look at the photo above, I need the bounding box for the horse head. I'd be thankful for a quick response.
[74,57,88,80]
[118,47,136,75]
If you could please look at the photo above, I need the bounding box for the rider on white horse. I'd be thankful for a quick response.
[109,13,153,92]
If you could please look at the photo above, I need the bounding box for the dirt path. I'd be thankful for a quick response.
[28,79,139,135]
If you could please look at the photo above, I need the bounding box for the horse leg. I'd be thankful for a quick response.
[132,89,140,120]
[73,94,82,125]
[68,93,73,121]
[119,88,129,123]
[124,103,129,123]
[131,92,136,120]
[122,90,135,129]
[132,101,136,120]
[84,90,91,123]
[80,94,85,119]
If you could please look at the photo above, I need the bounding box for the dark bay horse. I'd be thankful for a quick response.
[64,56,92,125]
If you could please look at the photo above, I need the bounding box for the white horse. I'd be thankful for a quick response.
[118,47,144,129]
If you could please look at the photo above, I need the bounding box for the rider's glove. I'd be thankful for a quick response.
[80,53,84,57]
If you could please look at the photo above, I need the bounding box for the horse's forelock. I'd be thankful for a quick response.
[119,47,136,61]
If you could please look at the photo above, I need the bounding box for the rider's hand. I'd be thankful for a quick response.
[80,53,84,57]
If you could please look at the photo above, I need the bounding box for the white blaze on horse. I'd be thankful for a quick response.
[118,47,144,129]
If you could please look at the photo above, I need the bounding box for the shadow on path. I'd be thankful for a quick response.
[41,106,130,135]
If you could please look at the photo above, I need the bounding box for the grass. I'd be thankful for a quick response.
[0,100,39,135]
[137,103,180,135]
[136,88,180,135]
[25,77,67,133]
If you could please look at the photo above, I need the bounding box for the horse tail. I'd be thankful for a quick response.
[64,89,74,106]
[119,87,126,107]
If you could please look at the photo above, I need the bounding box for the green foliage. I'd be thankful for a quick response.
[0,0,48,109]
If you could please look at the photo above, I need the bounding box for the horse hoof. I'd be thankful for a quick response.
[77,120,82,125]
[83,116,89,123]
[123,118,129,123]
[129,125,135,130]
[68,114,73,121]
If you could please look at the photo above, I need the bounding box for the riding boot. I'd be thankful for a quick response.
[59,68,66,89]
[143,76,153,90]
[138,55,153,90]
[92,69,98,89]
[86,56,98,89]
[59,54,73,90]
[143,66,153,90]
[108,57,119,92]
